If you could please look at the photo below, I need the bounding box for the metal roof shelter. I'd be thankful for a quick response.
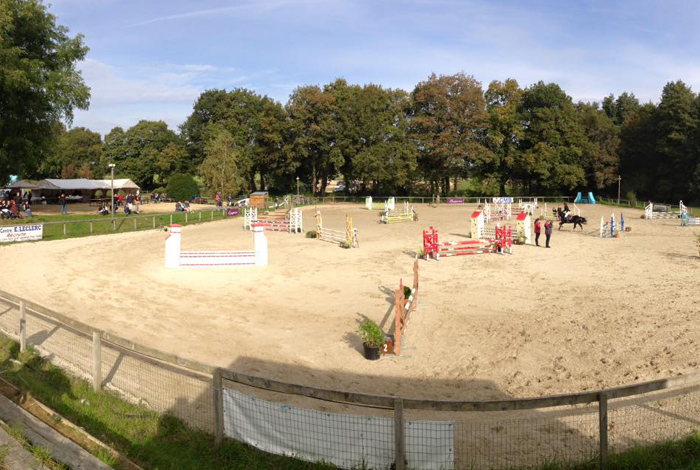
[34,179,140,191]
[7,180,38,189]
[96,179,140,190]
[36,179,104,191]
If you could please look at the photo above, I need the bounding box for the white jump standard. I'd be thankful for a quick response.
[165,224,268,268]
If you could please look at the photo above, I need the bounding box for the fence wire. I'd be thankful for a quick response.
[609,385,700,454]
[6,294,700,469]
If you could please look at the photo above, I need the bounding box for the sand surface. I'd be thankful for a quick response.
[3,203,700,402]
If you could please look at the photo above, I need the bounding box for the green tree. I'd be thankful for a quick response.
[576,102,620,191]
[41,126,103,178]
[104,121,183,189]
[409,73,492,196]
[484,79,524,195]
[199,128,245,198]
[0,0,90,182]
[602,92,640,125]
[517,81,587,193]
[343,84,417,194]
[654,81,699,201]
[286,85,341,195]
[618,103,659,200]
[166,174,199,202]
[181,88,287,192]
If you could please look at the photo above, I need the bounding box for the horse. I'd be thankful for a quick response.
[556,208,587,230]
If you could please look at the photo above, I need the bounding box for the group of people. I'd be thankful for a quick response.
[175,201,193,212]
[95,192,141,216]
[533,217,553,248]
[1,191,32,219]
[0,199,32,219]
[152,192,168,203]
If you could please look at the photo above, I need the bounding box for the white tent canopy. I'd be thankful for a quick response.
[35,178,140,191]
[96,179,140,190]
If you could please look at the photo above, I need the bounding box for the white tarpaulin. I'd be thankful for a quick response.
[0,224,43,243]
[223,389,454,470]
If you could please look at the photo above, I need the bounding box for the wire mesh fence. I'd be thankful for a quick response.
[3,291,700,469]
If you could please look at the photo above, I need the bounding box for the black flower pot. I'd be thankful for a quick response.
[363,343,381,360]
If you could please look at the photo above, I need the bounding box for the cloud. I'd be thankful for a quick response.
[127,0,323,28]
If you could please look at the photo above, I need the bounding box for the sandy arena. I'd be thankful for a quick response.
[3,203,700,401]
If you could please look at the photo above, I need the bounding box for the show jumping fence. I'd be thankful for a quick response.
[315,210,359,248]
[4,289,700,469]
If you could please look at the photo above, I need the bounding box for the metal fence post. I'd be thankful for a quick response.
[170,214,173,225]
[133,218,137,230]
[92,331,102,392]
[213,368,224,445]
[153,216,156,229]
[19,301,26,353]
[63,223,66,236]
[394,398,405,470]
[198,212,201,222]
[599,392,608,470]
[211,210,214,221]
[90,222,93,234]
[112,219,116,232]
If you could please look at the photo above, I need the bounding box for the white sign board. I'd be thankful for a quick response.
[0,224,43,243]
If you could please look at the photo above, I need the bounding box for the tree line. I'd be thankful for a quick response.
[4,0,700,203]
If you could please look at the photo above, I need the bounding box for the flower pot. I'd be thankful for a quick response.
[363,343,381,360]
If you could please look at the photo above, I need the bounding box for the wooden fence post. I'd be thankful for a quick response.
[213,368,224,445]
[89,222,93,234]
[112,219,116,231]
[19,301,26,353]
[599,392,608,470]
[185,212,188,224]
[198,212,201,222]
[133,218,137,230]
[394,398,405,470]
[153,216,156,228]
[92,332,102,392]
[211,210,214,221]
[63,223,66,236]
[170,214,173,225]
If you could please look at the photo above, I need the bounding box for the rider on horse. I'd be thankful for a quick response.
[562,202,571,221]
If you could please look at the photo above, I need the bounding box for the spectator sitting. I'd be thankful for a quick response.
[23,201,32,218]
[10,200,22,219]
[0,202,11,219]
[124,203,132,215]
[175,202,183,212]
[98,203,109,216]
[183,201,192,212]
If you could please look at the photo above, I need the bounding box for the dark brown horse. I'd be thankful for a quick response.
[556,208,587,230]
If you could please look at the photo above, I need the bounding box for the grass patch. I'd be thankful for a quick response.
[0,209,230,242]
[0,334,336,470]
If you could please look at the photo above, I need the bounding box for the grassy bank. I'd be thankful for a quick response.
[0,338,700,469]
[1,209,229,242]
[0,334,335,470]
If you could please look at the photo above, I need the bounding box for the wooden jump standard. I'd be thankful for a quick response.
[390,260,419,356]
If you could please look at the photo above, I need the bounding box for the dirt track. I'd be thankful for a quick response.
[3,203,700,402]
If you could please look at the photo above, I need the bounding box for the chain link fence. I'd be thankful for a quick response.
[2,289,700,469]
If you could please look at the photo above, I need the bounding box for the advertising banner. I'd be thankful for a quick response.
[445,198,464,204]
[0,224,43,243]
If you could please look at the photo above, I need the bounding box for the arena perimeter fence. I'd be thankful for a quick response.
[1,292,700,469]
[33,208,229,241]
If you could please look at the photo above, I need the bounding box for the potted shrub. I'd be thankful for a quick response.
[358,319,385,360]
